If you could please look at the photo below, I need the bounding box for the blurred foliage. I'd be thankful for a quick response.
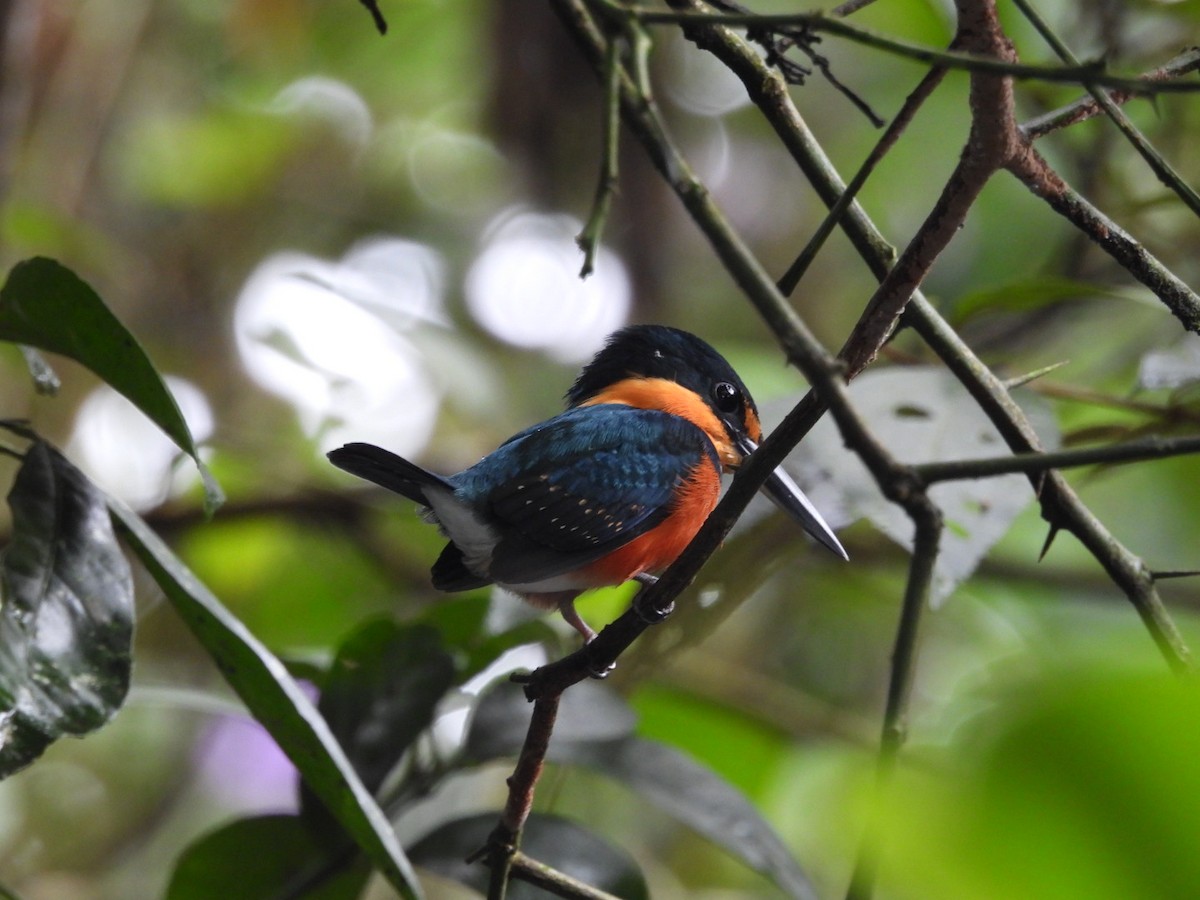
[0,0,1199,898]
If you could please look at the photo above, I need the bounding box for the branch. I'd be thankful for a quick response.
[1021,47,1200,140]
[471,694,561,899]
[614,6,1200,93]
[356,0,388,34]
[1011,0,1200,219]
[845,504,941,900]
[663,0,1191,673]
[914,434,1200,483]
[909,297,1192,672]
[1006,145,1200,333]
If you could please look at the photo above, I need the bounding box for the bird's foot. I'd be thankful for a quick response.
[556,597,616,678]
[632,574,674,625]
[586,654,615,680]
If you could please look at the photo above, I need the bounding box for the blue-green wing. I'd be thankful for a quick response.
[452,405,717,584]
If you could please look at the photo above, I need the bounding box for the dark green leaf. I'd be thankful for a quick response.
[0,258,222,512]
[464,680,637,762]
[776,368,1059,605]
[567,737,818,900]
[465,682,816,899]
[414,594,556,680]
[410,812,648,900]
[951,276,1128,323]
[167,814,371,900]
[108,500,422,900]
[0,441,133,778]
[313,618,456,798]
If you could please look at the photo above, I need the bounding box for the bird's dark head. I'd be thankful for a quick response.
[566,325,763,456]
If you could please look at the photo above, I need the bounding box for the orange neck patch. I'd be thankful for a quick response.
[578,377,741,468]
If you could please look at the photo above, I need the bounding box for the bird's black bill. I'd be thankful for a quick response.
[739,437,848,560]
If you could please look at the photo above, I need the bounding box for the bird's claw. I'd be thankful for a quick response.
[587,656,616,679]
[632,590,674,625]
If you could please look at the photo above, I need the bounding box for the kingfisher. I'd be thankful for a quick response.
[328,325,845,642]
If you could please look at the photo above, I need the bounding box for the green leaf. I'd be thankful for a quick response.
[167,814,372,900]
[409,812,648,900]
[0,441,133,778]
[567,738,818,900]
[880,666,1200,900]
[950,276,1129,323]
[308,618,455,804]
[108,500,422,900]
[0,258,223,513]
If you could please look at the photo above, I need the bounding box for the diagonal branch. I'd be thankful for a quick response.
[662,0,1192,673]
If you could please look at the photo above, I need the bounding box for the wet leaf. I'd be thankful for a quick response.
[1138,333,1200,390]
[775,367,1060,605]
[321,620,455,793]
[0,258,222,513]
[410,812,648,900]
[301,618,455,828]
[108,500,422,899]
[0,441,133,778]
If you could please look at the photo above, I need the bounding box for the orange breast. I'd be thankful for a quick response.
[581,460,721,586]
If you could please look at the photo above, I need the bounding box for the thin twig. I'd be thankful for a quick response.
[616,6,1200,93]
[509,851,625,900]
[1021,47,1200,140]
[914,433,1200,483]
[576,34,624,277]
[357,0,388,34]
[1011,0,1200,218]
[844,505,940,900]
[779,61,951,296]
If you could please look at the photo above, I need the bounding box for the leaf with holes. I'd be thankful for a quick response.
[0,441,134,778]
[770,367,1059,605]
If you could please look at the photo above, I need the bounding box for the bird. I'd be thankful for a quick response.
[328,324,846,643]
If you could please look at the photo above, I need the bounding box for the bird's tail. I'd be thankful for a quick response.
[327,442,455,506]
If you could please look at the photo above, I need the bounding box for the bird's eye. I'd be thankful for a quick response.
[712,381,740,413]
